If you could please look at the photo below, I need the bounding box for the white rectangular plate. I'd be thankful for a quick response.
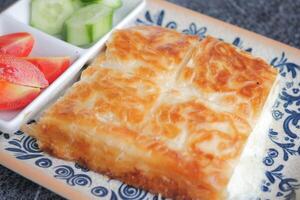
[1,0,300,199]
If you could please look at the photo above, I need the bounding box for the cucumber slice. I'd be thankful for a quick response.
[64,4,113,46]
[80,0,122,9]
[31,0,77,35]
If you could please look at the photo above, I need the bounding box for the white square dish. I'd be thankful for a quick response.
[1,0,300,199]
[0,0,145,133]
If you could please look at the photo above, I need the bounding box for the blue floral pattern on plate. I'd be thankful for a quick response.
[1,8,300,200]
[0,130,10,140]
[260,63,300,200]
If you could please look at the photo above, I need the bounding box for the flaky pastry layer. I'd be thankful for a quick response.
[23,26,278,200]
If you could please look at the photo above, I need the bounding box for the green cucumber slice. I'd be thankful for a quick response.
[80,0,122,9]
[31,0,77,35]
[64,4,113,46]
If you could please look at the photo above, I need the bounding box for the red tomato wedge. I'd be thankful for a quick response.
[24,57,71,84]
[0,54,48,88]
[0,32,34,57]
[0,80,40,110]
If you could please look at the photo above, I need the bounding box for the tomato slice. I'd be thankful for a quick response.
[0,80,40,110]
[24,57,71,84]
[0,32,34,57]
[0,54,48,88]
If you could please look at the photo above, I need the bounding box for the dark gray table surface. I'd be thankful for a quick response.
[0,0,300,199]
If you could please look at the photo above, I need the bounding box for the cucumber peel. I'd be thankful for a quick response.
[80,0,122,9]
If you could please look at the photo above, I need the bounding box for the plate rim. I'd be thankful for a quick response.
[1,0,300,199]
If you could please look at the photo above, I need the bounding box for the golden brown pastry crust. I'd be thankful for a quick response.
[23,26,278,200]
[103,26,199,82]
[180,36,278,125]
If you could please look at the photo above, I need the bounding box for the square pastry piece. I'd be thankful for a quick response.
[23,26,278,200]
